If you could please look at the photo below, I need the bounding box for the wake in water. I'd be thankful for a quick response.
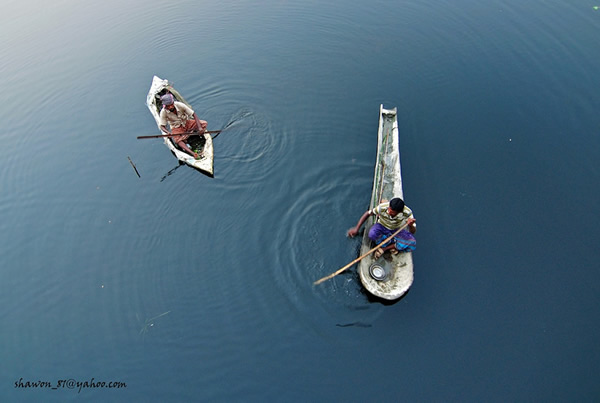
[154,109,251,181]
[137,311,171,341]
[210,108,254,140]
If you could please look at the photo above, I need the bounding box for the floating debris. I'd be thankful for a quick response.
[128,156,141,178]
[138,311,171,339]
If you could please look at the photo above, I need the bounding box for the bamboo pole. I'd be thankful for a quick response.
[313,222,409,285]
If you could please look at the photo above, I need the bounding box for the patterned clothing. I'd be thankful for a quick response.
[371,201,414,230]
[171,120,199,143]
[368,223,416,251]
[369,201,416,251]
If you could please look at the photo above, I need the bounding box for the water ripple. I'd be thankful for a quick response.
[271,162,386,325]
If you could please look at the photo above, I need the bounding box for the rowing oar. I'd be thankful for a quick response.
[137,130,221,139]
[313,222,409,286]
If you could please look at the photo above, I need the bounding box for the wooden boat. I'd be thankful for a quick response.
[146,76,214,176]
[357,105,413,300]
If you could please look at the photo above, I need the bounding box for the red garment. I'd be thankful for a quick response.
[171,119,199,143]
[172,119,208,144]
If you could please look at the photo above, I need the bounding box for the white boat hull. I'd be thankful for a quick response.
[357,105,414,300]
[146,76,214,176]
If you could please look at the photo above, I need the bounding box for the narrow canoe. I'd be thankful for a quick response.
[357,105,414,300]
[146,76,214,176]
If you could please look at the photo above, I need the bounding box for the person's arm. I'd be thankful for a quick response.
[407,217,416,234]
[159,109,170,134]
[347,210,373,237]
[193,113,207,134]
[193,113,203,133]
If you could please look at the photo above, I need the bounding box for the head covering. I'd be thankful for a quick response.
[160,93,175,106]
[389,198,405,212]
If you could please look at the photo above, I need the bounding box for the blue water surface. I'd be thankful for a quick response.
[1,0,599,401]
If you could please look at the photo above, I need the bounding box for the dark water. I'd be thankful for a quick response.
[2,0,600,401]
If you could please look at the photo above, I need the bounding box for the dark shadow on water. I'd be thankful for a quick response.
[364,288,410,306]
[159,160,214,181]
[335,322,372,328]
[160,162,184,182]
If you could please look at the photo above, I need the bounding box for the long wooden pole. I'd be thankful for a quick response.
[137,130,221,139]
[313,222,409,285]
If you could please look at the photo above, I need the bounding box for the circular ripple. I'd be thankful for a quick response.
[271,161,387,325]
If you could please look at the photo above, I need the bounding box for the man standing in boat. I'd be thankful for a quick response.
[347,197,417,259]
[158,93,208,159]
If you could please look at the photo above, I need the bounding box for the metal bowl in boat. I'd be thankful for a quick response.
[369,264,387,281]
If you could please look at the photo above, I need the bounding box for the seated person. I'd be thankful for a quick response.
[158,93,208,159]
[347,197,416,258]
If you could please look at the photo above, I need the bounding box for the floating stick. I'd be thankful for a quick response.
[128,156,141,178]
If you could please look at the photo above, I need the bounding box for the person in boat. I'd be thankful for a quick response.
[158,93,208,159]
[347,197,417,259]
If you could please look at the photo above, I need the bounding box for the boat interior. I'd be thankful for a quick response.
[154,88,206,153]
